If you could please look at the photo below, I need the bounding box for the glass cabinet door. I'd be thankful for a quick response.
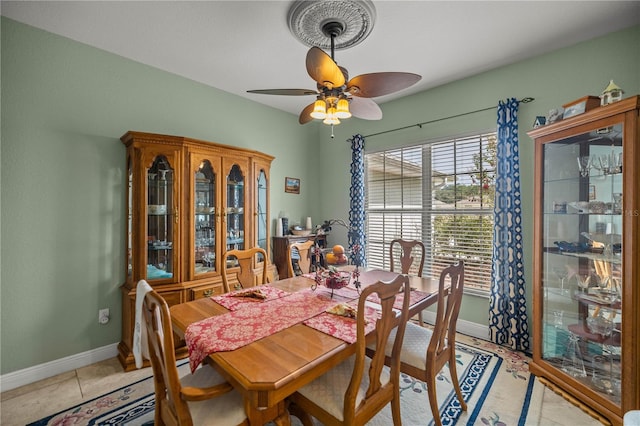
[256,169,268,253]
[127,157,133,280]
[226,164,245,256]
[146,156,175,281]
[194,160,216,276]
[541,123,623,401]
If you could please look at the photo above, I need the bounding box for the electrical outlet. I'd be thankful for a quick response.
[98,308,110,324]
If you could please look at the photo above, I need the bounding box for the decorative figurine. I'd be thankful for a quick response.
[601,80,624,105]
[533,116,546,128]
[547,108,564,124]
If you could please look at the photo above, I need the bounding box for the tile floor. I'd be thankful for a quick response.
[1,354,604,425]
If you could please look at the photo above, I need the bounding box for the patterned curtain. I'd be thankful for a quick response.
[348,134,366,267]
[489,98,529,351]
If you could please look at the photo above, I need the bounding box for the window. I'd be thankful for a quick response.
[365,132,496,293]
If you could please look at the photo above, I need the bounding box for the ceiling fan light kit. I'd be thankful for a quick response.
[247,0,421,130]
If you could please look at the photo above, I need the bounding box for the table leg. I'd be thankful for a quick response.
[245,400,290,426]
[273,406,292,426]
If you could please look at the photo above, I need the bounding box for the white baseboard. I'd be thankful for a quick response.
[420,311,490,341]
[0,343,119,392]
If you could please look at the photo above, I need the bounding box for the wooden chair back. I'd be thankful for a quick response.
[389,238,425,277]
[142,290,187,425]
[429,260,465,374]
[287,240,315,277]
[390,238,427,325]
[349,274,412,424]
[290,274,411,425]
[142,290,236,425]
[221,247,268,292]
[402,260,466,426]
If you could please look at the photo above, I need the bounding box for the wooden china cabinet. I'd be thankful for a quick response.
[118,131,274,370]
[528,96,640,425]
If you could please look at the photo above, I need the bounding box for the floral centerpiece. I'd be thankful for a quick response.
[321,268,351,288]
[310,241,362,298]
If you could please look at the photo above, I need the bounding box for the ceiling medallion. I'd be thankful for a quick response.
[287,0,377,50]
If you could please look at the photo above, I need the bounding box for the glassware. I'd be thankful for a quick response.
[587,311,614,337]
[611,151,623,174]
[592,344,621,398]
[575,272,591,293]
[599,154,612,174]
[613,193,622,214]
[577,156,591,177]
[553,267,570,295]
[553,310,564,328]
[562,332,587,377]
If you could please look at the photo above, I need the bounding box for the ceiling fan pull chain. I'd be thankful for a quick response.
[330,124,335,139]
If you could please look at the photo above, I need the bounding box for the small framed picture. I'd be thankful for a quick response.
[285,177,300,194]
[562,96,600,119]
[553,201,567,214]
[589,185,596,200]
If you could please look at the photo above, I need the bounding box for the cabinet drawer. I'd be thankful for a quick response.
[190,283,225,300]
[157,289,185,307]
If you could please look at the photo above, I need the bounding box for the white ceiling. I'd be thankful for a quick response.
[2,1,639,118]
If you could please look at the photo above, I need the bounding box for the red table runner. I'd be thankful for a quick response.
[368,288,432,310]
[303,302,379,344]
[211,285,290,311]
[185,270,431,372]
[185,290,341,372]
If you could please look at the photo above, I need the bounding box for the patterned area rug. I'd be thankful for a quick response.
[28,336,542,426]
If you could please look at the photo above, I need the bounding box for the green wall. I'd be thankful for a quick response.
[1,16,638,374]
[0,17,322,374]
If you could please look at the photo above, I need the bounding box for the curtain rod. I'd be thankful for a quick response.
[362,97,535,139]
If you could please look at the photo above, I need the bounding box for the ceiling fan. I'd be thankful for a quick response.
[247,21,421,126]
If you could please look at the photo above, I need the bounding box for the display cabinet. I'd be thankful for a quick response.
[118,131,274,370]
[528,96,639,425]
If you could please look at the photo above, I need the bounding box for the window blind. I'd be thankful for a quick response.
[365,133,496,292]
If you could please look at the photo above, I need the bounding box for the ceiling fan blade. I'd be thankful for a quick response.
[349,97,383,120]
[347,72,421,98]
[306,47,345,89]
[247,89,318,96]
[299,103,315,124]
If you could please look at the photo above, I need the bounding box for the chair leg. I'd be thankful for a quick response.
[449,353,467,411]
[391,388,402,426]
[426,374,443,426]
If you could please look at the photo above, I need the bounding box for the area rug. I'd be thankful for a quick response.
[28,336,543,426]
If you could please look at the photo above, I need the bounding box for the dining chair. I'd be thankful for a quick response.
[389,238,426,325]
[374,260,466,426]
[389,238,425,277]
[221,247,268,292]
[141,289,248,426]
[287,274,412,426]
[287,240,316,277]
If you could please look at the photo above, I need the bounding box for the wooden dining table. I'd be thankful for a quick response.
[170,268,444,426]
